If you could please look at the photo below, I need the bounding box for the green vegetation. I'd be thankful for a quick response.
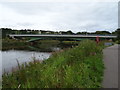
[116,28,120,44]
[117,28,120,39]
[3,40,105,88]
[2,38,29,51]
[116,40,120,44]
[2,38,79,51]
[1,28,117,39]
[2,38,57,51]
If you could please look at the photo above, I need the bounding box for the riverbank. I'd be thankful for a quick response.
[2,40,105,88]
[2,38,29,51]
[2,38,79,52]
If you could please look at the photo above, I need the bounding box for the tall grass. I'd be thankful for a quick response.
[2,40,105,88]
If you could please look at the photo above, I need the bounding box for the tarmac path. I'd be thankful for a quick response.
[102,44,119,88]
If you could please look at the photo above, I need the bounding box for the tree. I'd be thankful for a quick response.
[117,28,120,40]
[1,28,12,38]
[66,30,74,34]
[76,32,82,34]
[112,30,117,35]
[95,31,111,35]
[59,31,67,34]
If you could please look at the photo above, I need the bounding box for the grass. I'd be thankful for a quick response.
[2,40,105,88]
[115,40,120,44]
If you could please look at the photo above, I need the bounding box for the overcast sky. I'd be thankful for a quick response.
[0,1,118,32]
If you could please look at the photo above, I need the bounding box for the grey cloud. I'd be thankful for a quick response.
[0,2,118,32]
[17,22,34,26]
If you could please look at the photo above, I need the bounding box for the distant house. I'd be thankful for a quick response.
[39,31,41,34]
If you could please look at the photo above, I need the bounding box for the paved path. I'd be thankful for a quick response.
[102,44,119,88]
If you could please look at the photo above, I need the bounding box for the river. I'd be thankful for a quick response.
[1,50,51,74]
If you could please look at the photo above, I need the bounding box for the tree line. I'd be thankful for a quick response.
[0,28,119,39]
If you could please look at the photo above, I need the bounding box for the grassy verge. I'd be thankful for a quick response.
[115,40,120,44]
[2,40,105,88]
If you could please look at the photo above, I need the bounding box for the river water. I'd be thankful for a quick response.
[1,50,51,74]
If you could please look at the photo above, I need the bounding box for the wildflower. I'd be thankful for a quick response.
[18,84,21,88]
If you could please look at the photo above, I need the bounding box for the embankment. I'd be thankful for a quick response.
[2,40,104,88]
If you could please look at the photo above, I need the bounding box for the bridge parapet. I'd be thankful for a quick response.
[8,34,117,38]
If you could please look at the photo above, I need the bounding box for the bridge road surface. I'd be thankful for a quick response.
[102,44,119,88]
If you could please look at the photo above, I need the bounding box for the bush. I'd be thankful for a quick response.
[116,40,120,44]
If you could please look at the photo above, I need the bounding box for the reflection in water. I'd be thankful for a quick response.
[2,50,51,73]
[51,47,61,51]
